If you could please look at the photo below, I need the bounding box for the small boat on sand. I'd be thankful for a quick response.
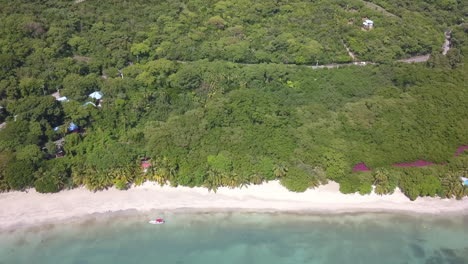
[149,218,165,224]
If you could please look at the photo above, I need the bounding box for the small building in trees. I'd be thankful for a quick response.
[43,138,66,159]
[141,158,152,173]
[51,91,61,99]
[89,91,104,107]
[68,122,79,133]
[57,96,70,102]
[362,19,374,30]
[55,148,65,158]
[53,138,66,158]
[53,122,79,133]
[89,91,103,100]
[461,177,468,186]
[51,91,69,102]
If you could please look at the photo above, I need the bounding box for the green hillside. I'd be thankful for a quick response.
[0,0,467,200]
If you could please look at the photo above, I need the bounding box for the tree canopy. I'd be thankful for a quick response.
[0,0,467,200]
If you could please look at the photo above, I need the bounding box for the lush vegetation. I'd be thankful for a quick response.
[0,0,467,200]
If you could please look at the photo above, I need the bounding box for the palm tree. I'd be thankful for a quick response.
[204,170,219,192]
[441,173,464,199]
[237,174,250,189]
[71,167,86,186]
[225,173,239,188]
[274,164,288,178]
[153,168,169,185]
[250,173,263,185]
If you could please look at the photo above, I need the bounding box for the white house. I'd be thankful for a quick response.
[89,91,103,100]
[462,177,468,186]
[363,19,374,29]
[57,96,70,102]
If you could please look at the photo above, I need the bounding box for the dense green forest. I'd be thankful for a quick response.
[0,0,467,200]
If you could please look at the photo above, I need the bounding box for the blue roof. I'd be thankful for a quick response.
[68,122,78,131]
[54,122,79,132]
[464,180,468,186]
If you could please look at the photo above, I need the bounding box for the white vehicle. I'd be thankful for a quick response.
[149,218,165,224]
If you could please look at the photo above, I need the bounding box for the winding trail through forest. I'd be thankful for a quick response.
[173,30,451,70]
[178,60,372,69]
[399,30,452,63]
[442,30,452,55]
[396,55,431,63]
[343,41,357,61]
[72,0,450,70]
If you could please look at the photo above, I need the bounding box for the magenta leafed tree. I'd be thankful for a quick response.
[353,163,371,172]
[392,160,436,167]
[454,146,468,157]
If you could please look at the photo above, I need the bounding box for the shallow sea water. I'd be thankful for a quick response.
[0,211,467,264]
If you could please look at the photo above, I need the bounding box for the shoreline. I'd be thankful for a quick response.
[1,181,467,230]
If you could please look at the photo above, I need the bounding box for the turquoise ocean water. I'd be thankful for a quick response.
[0,211,467,264]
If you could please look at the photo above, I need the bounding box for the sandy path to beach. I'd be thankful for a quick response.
[1,181,467,229]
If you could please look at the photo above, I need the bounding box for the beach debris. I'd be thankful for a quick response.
[148,218,165,224]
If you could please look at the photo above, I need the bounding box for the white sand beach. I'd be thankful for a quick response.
[1,181,467,229]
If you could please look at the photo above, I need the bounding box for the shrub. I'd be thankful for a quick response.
[280,167,318,192]
[35,175,61,193]
[5,161,35,190]
[114,179,129,190]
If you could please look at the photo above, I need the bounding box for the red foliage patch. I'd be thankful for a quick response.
[454,146,468,157]
[353,163,371,172]
[392,160,436,167]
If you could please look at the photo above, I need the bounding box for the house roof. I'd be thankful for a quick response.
[57,96,70,102]
[55,123,79,132]
[51,91,61,99]
[68,122,79,131]
[83,102,96,107]
[89,91,103,100]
